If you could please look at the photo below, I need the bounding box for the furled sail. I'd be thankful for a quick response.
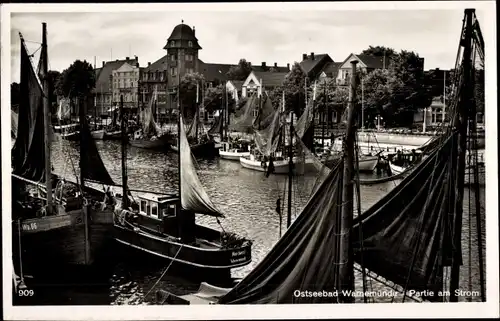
[11,38,47,182]
[218,159,343,304]
[252,93,275,130]
[295,98,315,139]
[80,120,115,186]
[229,93,257,133]
[142,89,161,137]
[352,132,457,301]
[179,115,223,217]
[11,110,19,139]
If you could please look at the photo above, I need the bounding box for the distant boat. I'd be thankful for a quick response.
[219,141,251,161]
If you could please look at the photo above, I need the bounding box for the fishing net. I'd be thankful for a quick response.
[229,93,258,133]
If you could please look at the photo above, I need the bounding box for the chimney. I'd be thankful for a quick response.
[274,62,277,67]
[193,26,195,36]
[302,53,307,60]
[126,57,129,61]
[116,59,118,62]
[148,62,151,67]
[262,62,266,67]
[102,61,105,67]
[311,52,315,60]
[287,63,290,70]
[136,63,139,68]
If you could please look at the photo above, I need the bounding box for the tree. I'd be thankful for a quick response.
[11,82,21,113]
[226,59,253,81]
[47,70,60,114]
[280,62,308,115]
[179,72,205,118]
[203,84,236,114]
[56,60,96,117]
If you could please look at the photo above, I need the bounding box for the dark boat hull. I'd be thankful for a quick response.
[170,141,219,158]
[129,135,171,150]
[103,130,122,140]
[12,207,114,280]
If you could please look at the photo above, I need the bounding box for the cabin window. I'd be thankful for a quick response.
[162,208,168,217]
[151,203,158,218]
[169,204,176,215]
[146,201,151,216]
[140,200,147,212]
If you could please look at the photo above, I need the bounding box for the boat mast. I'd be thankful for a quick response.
[449,9,474,302]
[339,60,358,303]
[41,22,53,215]
[177,55,182,207]
[120,95,129,209]
[322,80,326,150]
[79,94,91,264]
[287,110,294,228]
[195,81,199,143]
[361,77,364,132]
[93,57,97,129]
[225,81,229,141]
[219,82,224,141]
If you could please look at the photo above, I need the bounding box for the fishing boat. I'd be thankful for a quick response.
[158,12,486,306]
[128,87,172,150]
[112,72,252,282]
[12,25,116,288]
[219,140,251,161]
[53,123,80,141]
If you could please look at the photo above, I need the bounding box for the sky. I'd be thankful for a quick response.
[7,2,493,83]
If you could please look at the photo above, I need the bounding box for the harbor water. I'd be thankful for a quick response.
[21,139,486,305]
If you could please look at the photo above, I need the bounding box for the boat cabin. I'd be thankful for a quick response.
[137,193,178,220]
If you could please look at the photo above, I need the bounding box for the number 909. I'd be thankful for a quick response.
[18,289,34,296]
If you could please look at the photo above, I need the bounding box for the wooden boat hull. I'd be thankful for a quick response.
[219,150,250,161]
[90,129,105,140]
[357,155,379,172]
[113,223,252,271]
[239,156,317,174]
[12,207,114,279]
[389,161,406,175]
[57,131,80,141]
[103,130,122,140]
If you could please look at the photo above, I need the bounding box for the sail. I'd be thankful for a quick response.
[219,159,344,304]
[352,132,457,301]
[179,115,223,217]
[295,99,315,139]
[186,108,200,139]
[56,98,72,121]
[142,92,161,137]
[229,94,257,133]
[252,93,275,130]
[254,108,282,156]
[80,120,115,185]
[208,114,222,135]
[11,39,46,182]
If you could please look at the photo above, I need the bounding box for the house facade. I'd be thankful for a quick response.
[335,53,390,85]
[111,60,141,110]
[299,52,334,81]
[241,70,288,98]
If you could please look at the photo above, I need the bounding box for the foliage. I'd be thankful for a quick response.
[47,70,60,113]
[56,60,95,100]
[267,62,308,116]
[203,84,236,115]
[226,59,253,81]
[179,72,205,118]
[361,45,397,58]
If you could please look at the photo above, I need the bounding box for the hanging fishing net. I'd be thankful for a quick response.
[229,93,258,133]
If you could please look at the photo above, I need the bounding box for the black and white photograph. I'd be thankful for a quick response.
[2,1,498,320]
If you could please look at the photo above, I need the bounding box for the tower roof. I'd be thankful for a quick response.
[164,22,202,50]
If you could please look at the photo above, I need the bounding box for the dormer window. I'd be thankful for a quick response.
[171,40,176,47]
[188,41,193,48]
[171,55,177,62]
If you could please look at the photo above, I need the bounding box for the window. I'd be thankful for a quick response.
[151,203,158,218]
[171,54,177,62]
[171,40,176,47]
[146,201,151,215]
[140,200,147,212]
[143,73,148,81]
[171,67,177,76]
[188,41,193,47]
[160,73,164,81]
[187,68,194,74]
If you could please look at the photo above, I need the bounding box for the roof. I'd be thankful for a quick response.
[95,58,138,93]
[252,71,288,87]
[144,54,169,72]
[356,54,386,69]
[252,64,289,73]
[199,60,235,82]
[320,62,342,78]
[164,23,202,50]
[299,53,333,75]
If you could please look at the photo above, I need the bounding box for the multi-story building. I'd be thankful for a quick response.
[111,57,141,110]
[94,56,139,117]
